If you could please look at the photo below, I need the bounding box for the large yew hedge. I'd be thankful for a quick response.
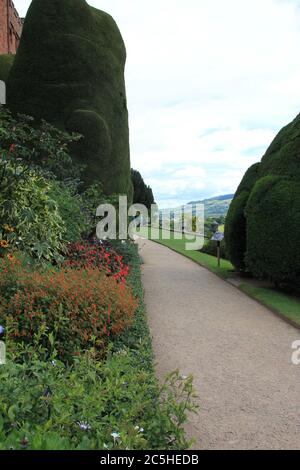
[7,0,132,198]
[225,112,300,291]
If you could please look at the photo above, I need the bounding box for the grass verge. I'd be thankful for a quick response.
[239,284,300,328]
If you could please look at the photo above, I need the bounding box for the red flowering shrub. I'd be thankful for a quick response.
[0,259,137,361]
[64,240,130,283]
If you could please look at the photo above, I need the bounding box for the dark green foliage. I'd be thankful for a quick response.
[131,169,155,210]
[201,239,227,259]
[259,113,300,179]
[48,181,86,243]
[0,54,14,81]
[235,162,261,196]
[225,163,260,270]
[7,0,132,197]
[226,112,300,290]
[0,107,81,181]
[245,176,300,291]
[225,191,249,270]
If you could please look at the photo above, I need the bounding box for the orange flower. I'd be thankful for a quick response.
[0,240,9,248]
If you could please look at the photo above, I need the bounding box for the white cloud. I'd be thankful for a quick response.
[13,0,300,207]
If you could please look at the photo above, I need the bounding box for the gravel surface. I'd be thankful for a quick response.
[138,238,300,450]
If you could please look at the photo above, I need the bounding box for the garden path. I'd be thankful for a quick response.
[138,238,300,450]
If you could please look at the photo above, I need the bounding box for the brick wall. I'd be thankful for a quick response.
[0,0,23,55]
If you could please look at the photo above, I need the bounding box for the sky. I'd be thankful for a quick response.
[14,0,300,207]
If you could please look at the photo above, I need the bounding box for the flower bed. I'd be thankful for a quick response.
[0,241,197,450]
[0,253,137,362]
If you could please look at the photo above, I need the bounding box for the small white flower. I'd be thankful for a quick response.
[103,443,109,449]
[111,432,120,442]
[51,360,57,367]
[77,421,91,431]
[115,349,127,357]
[181,375,188,380]
[135,426,144,433]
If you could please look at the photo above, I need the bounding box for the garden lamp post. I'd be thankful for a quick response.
[211,221,224,268]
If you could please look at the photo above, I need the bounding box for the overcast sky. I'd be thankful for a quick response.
[14,0,300,207]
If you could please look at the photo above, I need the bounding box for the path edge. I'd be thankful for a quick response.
[143,238,300,332]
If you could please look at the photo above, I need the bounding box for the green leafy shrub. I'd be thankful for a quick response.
[0,107,81,181]
[49,181,86,243]
[245,176,300,291]
[0,260,137,361]
[0,166,65,262]
[0,348,196,450]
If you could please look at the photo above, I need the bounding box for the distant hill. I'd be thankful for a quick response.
[188,194,234,217]
[160,194,234,219]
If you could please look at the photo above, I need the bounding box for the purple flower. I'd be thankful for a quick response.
[77,421,91,431]
[0,326,5,337]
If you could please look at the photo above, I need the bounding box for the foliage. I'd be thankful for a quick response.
[201,239,227,259]
[0,347,196,450]
[0,54,15,82]
[0,107,81,181]
[48,181,86,243]
[0,259,137,362]
[7,0,133,197]
[0,166,65,263]
[131,169,155,210]
[224,191,249,270]
[245,176,300,291]
[79,182,120,236]
[225,163,261,271]
[226,110,300,292]
[64,240,130,283]
[0,242,197,450]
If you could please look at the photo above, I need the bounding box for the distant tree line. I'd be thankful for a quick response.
[131,169,155,210]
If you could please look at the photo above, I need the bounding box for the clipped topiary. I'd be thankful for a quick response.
[245,176,300,291]
[225,163,260,270]
[226,111,300,290]
[7,0,132,197]
[0,54,15,82]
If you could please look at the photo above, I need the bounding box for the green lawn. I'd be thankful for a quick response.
[136,226,300,328]
[240,284,300,327]
[136,226,233,278]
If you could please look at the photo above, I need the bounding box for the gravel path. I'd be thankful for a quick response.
[138,238,300,450]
